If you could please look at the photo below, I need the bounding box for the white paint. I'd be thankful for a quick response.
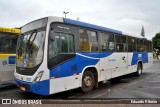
[76,53,100,59]
[14,16,64,83]
[50,75,79,94]
[0,54,16,82]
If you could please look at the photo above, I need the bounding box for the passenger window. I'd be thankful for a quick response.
[80,29,98,52]
[48,32,74,59]
[149,41,152,52]
[115,35,126,52]
[144,41,149,52]
[60,34,68,53]
[128,37,136,52]
[137,39,144,52]
[99,32,114,52]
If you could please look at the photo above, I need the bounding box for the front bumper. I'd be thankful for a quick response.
[15,78,50,96]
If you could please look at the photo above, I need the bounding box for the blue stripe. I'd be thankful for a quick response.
[50,53,99,78]
[50,52,113,78]
[131,52,148,65]
[64,18,122,35]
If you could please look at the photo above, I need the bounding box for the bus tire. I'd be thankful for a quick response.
[136,63,142,76]
[81,71,95,92]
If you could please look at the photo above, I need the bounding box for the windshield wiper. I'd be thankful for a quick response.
[27,30,37,57]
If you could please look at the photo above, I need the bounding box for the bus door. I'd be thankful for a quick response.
[109,35,128,78]
[98,32,115,80]
[48,23,80,93]
[99,52,112,81]
[127,37,137,73]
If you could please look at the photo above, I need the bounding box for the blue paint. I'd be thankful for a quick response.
[64,18,122,35]
[131,52,148,65]
[15,78,49,95]
[15,52,113,95]
[50,53,99,78]
[8,56,16,64]
[50,52,113,78]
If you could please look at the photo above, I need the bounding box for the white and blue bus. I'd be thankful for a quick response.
[14,16,153,95]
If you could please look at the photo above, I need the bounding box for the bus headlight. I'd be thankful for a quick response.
[33,71,44,83]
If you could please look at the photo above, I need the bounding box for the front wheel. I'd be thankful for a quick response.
[81,71,95,92]
[136,63,142,76]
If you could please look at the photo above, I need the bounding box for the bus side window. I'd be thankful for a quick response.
[48,32,60,59]
[99,32,114,52]
[128,37,136,52]
[48,31,75,59]
[87,30,98,52]
[137,39,144,52]
[144,40,149,52]
[60,35,68,53]
[137,39,140,52]
[149,41,152,52]
[115,35,126,52]
[79,29,98,52]
[60,33,74,53]
[79,29,90,52]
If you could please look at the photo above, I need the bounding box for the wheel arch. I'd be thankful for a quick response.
[81,66,99,88]
[137,60,143,70]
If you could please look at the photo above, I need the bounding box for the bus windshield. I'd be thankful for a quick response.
[16,30,45,68]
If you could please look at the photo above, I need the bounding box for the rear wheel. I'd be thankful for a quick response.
[136,63,142,76]
[81,71,95,92]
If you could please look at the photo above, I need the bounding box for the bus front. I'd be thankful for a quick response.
[14,18,50,95]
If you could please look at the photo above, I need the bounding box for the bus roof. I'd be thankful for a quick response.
[24,16,150,41]
[64,18,122,35]
[0,27,21,34]
[63,18,149,40]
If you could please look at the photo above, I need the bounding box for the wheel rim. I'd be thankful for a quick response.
[83,76,92,87]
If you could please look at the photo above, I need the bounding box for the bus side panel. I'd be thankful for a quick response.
[96,52,114,81]
[49,53,100,94]
[108,53,128,78]
[0,54,16,82]
[127,53,135,73]
[99,53,110,81]
[148,52,153,66]
[143,52,153,69]
[130,52,149,72]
